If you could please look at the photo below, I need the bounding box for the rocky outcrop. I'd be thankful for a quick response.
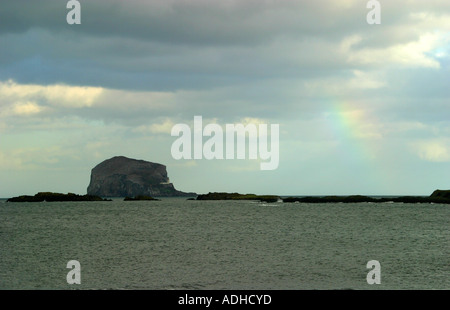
[283,191,450,204]
[196,192,281,203]
[7,192,109,202]
[430,189,450,199]
[87,156,196,197]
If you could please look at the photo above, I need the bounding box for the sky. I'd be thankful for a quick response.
[0,0,449,197]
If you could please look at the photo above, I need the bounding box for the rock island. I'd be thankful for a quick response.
[87,156,196,198]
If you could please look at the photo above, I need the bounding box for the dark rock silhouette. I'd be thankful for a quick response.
[87,156,196,197]
[430,189,450,199]
[196,192,280,203]
[7,192,109,202]
[283,191,450,204]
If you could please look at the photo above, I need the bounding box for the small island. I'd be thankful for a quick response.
[87,156,196,197]
[124,195,161,201]
[196,192,281,203]
[6,192,110,202]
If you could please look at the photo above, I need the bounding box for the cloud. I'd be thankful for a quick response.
[11,101,43,116]
[0,146,65,170]
[1,1,448,92]
[342,33,445,69]
[0,79,298,130]
[133,119,176,135]
[0,79,103,109]
[304,69,386,98]
[412,139,450,162]
[0,0,365,44]
[0,79,179,130]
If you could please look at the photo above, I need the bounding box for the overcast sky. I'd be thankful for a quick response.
[1,0,449,197]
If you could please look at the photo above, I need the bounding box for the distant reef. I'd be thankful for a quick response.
[87,156,196,198]
[283,190,450,204]
[6,192,110,202]
[196,192,281,203]
[124,195,160,201]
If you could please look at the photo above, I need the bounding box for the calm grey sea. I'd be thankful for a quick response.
[0,198,448,290]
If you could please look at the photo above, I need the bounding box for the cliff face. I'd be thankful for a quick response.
[87,156,195,197]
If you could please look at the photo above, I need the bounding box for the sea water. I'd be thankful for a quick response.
[0,198,448,290]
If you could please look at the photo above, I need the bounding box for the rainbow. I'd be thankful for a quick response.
[322,99,387,192]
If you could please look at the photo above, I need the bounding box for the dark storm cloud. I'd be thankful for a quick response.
[0,0,449,122]
[2,1,448,45]
[0,0,364,45]
[1,0,448,93]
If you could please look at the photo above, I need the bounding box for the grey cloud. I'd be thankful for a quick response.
[1,0,447,44]
[0,28,351,91]
[1,0,362,45]
[1,0,448,93]
[1,0,449,127]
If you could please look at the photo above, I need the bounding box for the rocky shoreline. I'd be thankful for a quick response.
[6,156,449,205]
[193,190,450,204]
[6,192,111,202]
[196,192,281,203]
[282,190,450,204]
[6,190,450,205]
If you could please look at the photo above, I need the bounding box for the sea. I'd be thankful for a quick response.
[0,198,448,290]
